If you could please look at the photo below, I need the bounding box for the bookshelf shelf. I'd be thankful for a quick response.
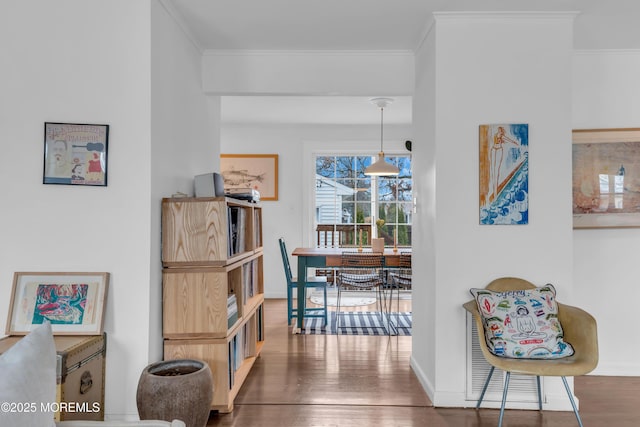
[161,197,265,413]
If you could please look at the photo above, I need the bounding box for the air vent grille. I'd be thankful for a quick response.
[466,313,541,403]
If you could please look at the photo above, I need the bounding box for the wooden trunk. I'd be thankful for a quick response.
[0,333,106,421]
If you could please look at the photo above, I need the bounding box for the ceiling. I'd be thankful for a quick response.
[168,0,640,51]
[166,0,640,125]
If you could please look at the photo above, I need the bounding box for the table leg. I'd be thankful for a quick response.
[296,255,308,333]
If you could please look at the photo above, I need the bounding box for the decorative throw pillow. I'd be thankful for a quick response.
[0,322,57,427]
[470,284,575,359]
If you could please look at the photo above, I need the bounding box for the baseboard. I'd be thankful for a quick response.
[409,355,435,405]
[264,292,286,299]
[408,356,575,411]
[590,363,640,376]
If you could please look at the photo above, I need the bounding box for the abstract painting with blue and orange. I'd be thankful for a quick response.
[479,124,529,225]
[32,283,88,324]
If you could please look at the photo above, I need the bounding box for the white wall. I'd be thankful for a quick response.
[150,0,221,365]
[411,12,576,409]
[572,50,640,376]
[0,0,219,420]
[0,0,152,419]
[410,20,438,397]
[221,123,410,298]
[203,51,414,96]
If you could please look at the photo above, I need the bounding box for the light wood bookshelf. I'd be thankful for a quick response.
[161,197,265,413]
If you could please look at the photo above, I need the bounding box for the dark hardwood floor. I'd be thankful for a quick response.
[206,298,640,426]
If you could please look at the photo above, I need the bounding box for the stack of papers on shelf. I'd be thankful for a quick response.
[226,188,260,203]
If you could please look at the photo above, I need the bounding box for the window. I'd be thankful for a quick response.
[315,154,412,247]
[599,172,625,209]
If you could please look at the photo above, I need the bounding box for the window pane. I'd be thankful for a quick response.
[355,179,371,201]
[355,156,373,177]
[355,202,371,223]
[397,156,412,177]
[316,196,341,224]
[399,202,413,224]
[316,156,336,178]
[389,203,403,224]
[336,179,356,203]
[378,223,394,245]
[378,178,396,202]
[341,203,355,224]
[397,178,412,201]
[398,224,412,246]
[378,202,393,223]
[336,157,355,178]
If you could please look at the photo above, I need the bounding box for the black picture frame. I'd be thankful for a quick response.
[43,122,109,186]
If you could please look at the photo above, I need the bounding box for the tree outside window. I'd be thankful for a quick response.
[315,154,411,247]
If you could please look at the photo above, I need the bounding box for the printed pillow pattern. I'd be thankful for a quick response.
[470,284,575,359]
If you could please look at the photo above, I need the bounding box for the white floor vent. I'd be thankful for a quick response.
[466,312,541,407]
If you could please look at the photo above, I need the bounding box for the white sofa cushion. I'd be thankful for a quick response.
[0,322,57,427]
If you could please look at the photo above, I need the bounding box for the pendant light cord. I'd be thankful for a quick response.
[364,97,398,176]
[380,106,384,153]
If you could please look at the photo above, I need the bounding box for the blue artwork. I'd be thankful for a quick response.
[479,124,529,225]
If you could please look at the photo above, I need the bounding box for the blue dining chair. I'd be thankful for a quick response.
[279,238,328,326]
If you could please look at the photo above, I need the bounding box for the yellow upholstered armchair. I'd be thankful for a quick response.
[463,277,598,427]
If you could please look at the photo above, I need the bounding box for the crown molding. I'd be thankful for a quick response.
[574,48,640,56]
[432,11,580,21]
[414,16,436,53]
[202,49,414,57]
[414,11,579,53]
[158,0,204,54]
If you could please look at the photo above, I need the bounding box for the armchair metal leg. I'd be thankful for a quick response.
[476,366,495,409]
[498,372,511,427]
[478,372,582,427]
[561,376,584,427]
[536,376,542,410]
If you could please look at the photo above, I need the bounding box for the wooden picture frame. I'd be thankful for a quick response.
[6,272,109,335]
[43,122,109,186]
[220,154,279,201]
[573,128,640,229]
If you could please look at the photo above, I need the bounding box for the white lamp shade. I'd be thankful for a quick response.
[364,152,399,176]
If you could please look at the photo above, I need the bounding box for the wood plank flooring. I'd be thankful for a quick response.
[206,298,640,426]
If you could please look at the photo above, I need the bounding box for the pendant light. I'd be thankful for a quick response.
[364,97,400,176]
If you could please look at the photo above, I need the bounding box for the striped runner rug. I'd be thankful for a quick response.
[301,311,412,336]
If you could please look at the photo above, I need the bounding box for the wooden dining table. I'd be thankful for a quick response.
[290,247,410,333]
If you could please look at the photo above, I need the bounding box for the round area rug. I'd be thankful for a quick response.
[309,291,376,307]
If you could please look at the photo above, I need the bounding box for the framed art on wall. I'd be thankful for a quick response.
[43,122,109,186]
[220,154,279,201]
[479,124,529,225]
[573,128,640,228]
[6,272,109,335]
